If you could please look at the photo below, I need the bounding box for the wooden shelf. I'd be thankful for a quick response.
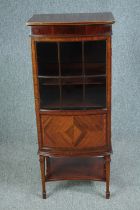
[46,157,106,181]
[39,76,106,86]
[40,105,104,110]
[38,74,106,79]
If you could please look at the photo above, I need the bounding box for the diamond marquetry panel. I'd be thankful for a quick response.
[41,114,107,149]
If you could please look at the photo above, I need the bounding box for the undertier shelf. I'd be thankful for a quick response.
[46,157,106,181]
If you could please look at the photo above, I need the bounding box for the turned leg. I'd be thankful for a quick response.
[39,155,46,199]
[105,155,111,199]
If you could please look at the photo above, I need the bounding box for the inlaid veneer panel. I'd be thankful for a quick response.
[41,114,107,149]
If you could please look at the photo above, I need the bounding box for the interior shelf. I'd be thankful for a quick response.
[38,76,106,85]
[38,74,106,78]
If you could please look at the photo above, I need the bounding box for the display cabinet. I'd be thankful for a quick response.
[26,12,115,199]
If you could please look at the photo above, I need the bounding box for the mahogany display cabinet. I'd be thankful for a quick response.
[26,12,115,199]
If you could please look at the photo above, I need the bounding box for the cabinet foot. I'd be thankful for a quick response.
[43,192,47,199]
[106,191,110,199]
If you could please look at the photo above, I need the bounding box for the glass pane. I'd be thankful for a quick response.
[37,41,107,110]
[85,84,106,108]
[60,42,82,76]
[84,41,106,75]
[36,42,59,76]
[62,85,83,108]
[39,79,60,109]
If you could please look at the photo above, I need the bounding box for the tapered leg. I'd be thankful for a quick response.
[105,155,111,199]
[46,156,49,178]
[39,155,46,199]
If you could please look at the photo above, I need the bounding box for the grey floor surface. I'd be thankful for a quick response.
[0,137,140,210]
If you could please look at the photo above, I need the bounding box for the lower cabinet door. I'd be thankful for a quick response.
[41,114,107,149]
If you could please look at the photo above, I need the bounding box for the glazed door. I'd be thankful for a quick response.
[36,40,106,110]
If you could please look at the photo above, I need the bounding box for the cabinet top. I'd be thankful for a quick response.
[26,12,115,26]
